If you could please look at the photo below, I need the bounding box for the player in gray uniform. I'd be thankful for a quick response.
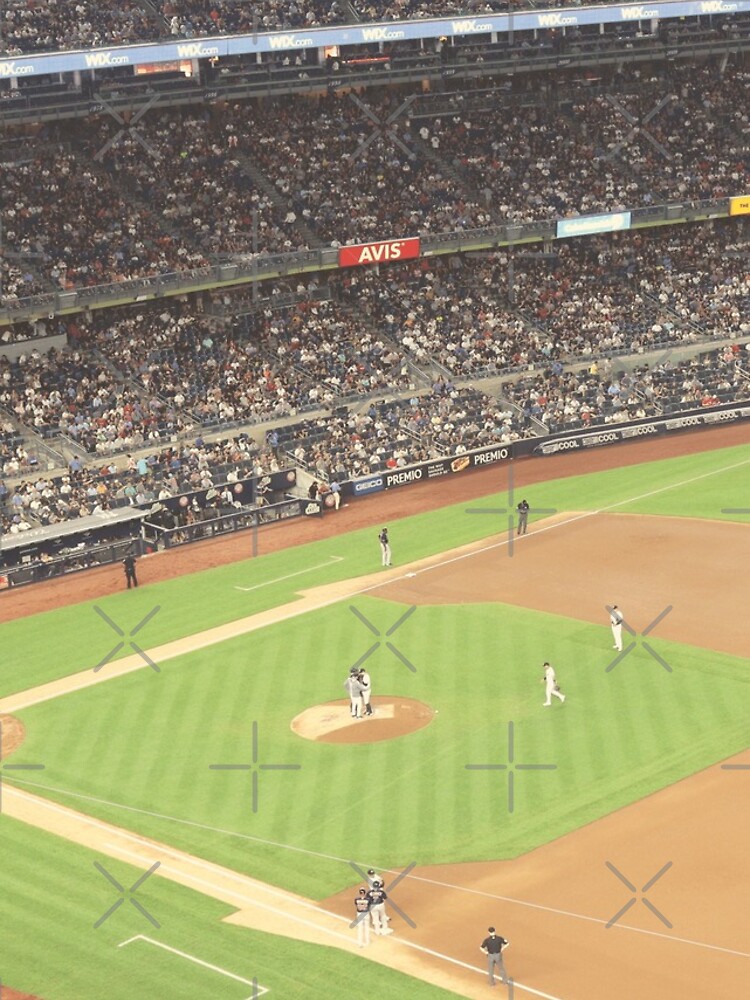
[379,527,392,567]
[366,881,391,935]
[353,888,371,947]
[344,668,365,719]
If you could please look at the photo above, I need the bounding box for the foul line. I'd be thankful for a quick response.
[7,776,749,960]
[118,935,267,997]
[110,844,562,1000]
[4,455,747,719]
[233,555,344,592]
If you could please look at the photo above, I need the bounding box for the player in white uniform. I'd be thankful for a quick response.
[610,605,624,651]
[541,662,566,706]
[344,668,364,718]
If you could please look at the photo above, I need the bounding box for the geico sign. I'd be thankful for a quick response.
[84,51,131,68]
[338,237,420,268]
[177,43,220,58]
[451,19,494,33]
[361,27,406,41]
[620,5,658,18]
[268,34,314,49]
[537,13,578,27]
[0,60,34,77]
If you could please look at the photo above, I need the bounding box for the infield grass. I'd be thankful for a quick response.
[1,443,748,698]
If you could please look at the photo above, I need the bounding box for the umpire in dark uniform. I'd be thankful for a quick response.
[480,927,510,986]
[123,552,138,589]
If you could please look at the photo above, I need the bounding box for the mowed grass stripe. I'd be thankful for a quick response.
[2,442,748,699]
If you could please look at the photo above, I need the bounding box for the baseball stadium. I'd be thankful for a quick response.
[1,2,750,999]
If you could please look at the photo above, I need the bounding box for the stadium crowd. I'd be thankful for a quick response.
[503,343,750,432]
[2,63,748,303]
[1,1,662,54]
[0,434,278,527]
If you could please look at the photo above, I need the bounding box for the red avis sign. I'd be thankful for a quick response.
[338,237,421,268]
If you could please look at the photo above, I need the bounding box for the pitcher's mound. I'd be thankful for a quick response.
[291,698,435,744]
[0,714,26,758]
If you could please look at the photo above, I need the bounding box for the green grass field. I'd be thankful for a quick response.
[2,443,749,999]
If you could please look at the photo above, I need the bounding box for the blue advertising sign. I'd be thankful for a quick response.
[1,1,748,79]
[557,211,632,238]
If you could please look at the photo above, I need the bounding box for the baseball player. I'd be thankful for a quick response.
[480,927,510,986]
[610,605,624,651]
[358,669,373,716]
[516,499,530,535]
[344,668,365,719]
[541,661,566,706]
[353,888,371,947]
[378,527,391,567]
[366,880,391,935]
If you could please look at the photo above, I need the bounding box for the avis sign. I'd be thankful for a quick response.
[338,237,420,268]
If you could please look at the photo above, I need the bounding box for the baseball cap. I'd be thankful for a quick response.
[488,927,496,933]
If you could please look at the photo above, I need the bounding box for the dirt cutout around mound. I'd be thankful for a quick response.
[291,697,435,743]
[3,991,45,1000]
[0,713,26,759]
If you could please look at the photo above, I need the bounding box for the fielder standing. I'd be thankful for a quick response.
[541,661,566,706]
[610,605,624,651]
[516,499,530,536]
[344,667,364,719]
[353,888,371,947]
[379,527,392,567]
